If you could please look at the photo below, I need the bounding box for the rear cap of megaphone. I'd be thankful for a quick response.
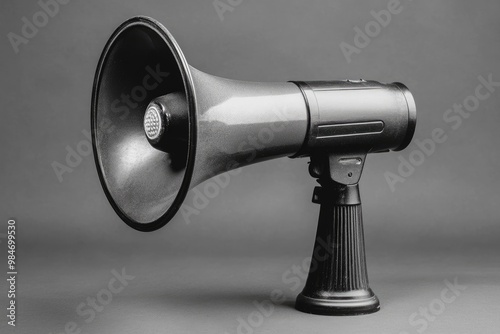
[91,16,197,232]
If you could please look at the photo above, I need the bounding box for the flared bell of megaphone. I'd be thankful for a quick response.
[91,16,310,232]
[92,16,416,233]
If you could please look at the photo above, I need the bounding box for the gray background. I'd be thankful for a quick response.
[1,0,499,333]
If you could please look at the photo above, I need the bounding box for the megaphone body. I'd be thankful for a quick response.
[92,16,416,316]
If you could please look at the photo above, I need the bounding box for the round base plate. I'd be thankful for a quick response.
[295,291,380,316]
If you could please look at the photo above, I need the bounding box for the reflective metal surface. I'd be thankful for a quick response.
[189,67,308,186]
[91,16,197,232]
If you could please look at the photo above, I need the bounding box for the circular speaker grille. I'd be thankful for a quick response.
[144,105,163,140]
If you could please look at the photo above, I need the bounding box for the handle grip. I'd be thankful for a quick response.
[295,183,380,315]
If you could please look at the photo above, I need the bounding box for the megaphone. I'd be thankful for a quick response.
[91,16,416,316]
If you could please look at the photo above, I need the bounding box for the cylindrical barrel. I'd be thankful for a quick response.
[292,80,416,156]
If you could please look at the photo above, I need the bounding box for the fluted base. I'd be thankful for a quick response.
[295,183,380,316]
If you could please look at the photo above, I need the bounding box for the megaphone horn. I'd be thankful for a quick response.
[91,16,416,316]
